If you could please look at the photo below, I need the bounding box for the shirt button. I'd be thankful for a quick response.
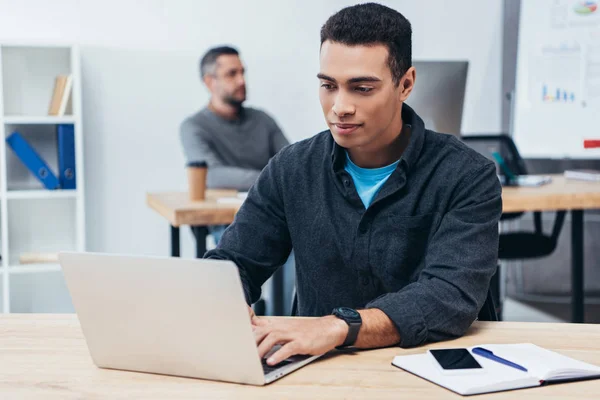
[361,276,370,286]
[359,224,368,234]
[343,179,351,186]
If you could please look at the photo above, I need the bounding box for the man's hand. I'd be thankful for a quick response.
[252,309,401,366]
[248,305,258,326]
[252,316,348,366]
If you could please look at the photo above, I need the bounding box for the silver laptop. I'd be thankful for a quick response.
[58,252,321,385]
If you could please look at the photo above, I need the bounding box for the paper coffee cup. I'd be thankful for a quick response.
[187,161,208,201]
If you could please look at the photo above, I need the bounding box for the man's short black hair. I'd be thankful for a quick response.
[199,46,239,78]
[320,3,412,85]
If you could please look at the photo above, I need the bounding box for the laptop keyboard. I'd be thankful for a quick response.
[261,358,293,375]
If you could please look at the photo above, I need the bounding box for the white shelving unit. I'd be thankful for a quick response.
[4,116,77,125]
[0,44,85,313]
[6,190,78,200]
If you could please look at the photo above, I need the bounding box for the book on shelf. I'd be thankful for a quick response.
[57,124,77,189]
[19,252,59,265]
[6,131,61,190]
[48,74,73,116]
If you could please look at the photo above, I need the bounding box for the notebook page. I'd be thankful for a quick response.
[392,353,538,396]
[480,343,600,381]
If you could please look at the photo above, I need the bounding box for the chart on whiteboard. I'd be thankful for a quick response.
[513,0,600,158]
[531,42,581,106]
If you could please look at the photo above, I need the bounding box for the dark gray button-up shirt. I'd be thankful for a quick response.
[205,104,502,347]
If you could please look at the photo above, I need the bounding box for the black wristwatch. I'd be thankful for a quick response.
[332,307,362,348]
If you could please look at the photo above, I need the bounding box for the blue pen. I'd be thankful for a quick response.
[472,347,528,372]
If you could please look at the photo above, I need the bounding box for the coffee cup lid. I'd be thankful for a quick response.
[187,161,208,168]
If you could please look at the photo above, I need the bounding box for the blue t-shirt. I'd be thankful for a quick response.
[344,152,401,208]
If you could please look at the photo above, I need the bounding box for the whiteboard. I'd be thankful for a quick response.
[513,0,600,158]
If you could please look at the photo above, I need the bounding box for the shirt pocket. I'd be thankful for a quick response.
[369,213,441,282]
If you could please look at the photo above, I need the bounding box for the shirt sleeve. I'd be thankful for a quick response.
[366,162,502,347]
[180,120,261,191]
[204,153,291,304]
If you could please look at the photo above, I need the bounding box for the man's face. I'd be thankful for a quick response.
[318,41,414,151]
[206,54,247,106]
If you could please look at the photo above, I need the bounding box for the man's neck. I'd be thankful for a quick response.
[348,122,411,169]
[208,99,241,120]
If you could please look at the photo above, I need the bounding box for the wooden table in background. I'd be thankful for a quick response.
[501,175,600,323]
[502,175,600,212]
[147,190,241,258]
[1,315,599,399]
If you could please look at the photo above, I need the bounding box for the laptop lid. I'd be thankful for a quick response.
[59,252,265,385]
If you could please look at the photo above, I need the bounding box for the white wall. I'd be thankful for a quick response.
[0,0,503,259]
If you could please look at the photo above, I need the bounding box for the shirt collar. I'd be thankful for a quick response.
[345,151,401,178]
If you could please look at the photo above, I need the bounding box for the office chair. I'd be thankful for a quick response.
[478,287,498,322]
[290,288,498,321]
[461,134,566,318]
[461,134,527,222]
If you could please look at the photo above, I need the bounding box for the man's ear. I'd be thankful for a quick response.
[203,74,214,91]
[398,66,416,103]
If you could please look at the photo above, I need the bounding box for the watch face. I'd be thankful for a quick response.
[337,307,360,320]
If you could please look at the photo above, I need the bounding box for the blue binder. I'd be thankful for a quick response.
[56,124,76,189]
[6,132,60,190]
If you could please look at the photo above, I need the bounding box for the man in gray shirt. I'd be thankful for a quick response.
[180,46,291,315]
[180,46,289,192]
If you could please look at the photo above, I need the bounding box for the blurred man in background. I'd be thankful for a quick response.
[180,45,289,243]
[180,46,292,315]
[181,46,288,196]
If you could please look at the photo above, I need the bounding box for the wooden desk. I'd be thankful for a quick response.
[147,190,241,257]
[146,190,241,228]
[2,315,599,399]
[502,175,600,323]
[502,175,600,213]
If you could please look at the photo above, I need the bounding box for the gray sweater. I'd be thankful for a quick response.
[180,107,289,190]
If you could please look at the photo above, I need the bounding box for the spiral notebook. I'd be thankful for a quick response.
[392,343,600,396]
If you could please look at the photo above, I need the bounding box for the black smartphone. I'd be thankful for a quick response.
[429,348,482,371]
